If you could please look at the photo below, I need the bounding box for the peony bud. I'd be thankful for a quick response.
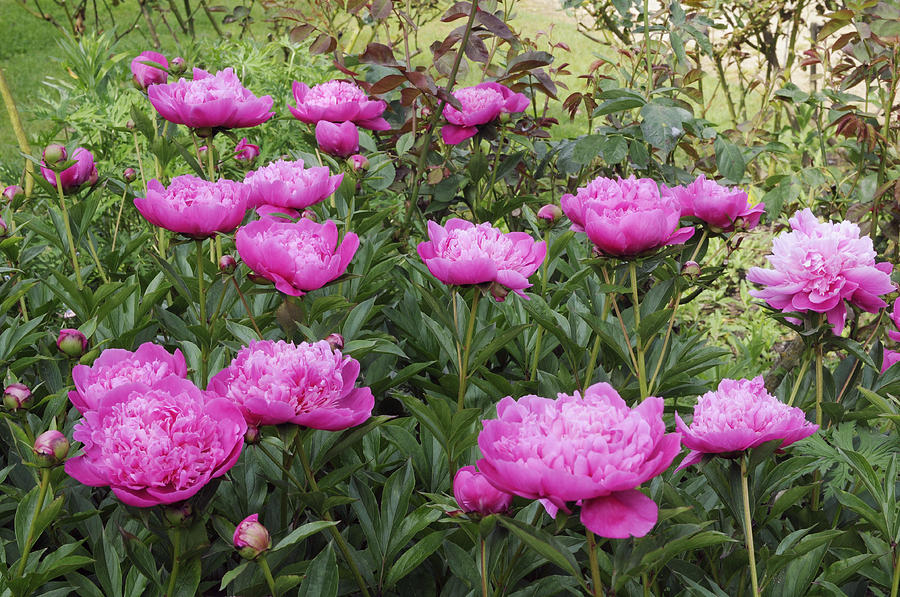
[126,120,136,130]
[163,502,193,526]
[170,56,187,75]
[233,138,260,163]
[3,383,32,411]
[453,466,512,515]
[219,254,237,275]
[301,209,317,222]
[488,281,510,302]
[233,514,271,560]
[244,425,260,444]
[681,260,701,281]
[537,204,562,223]
[247,273,273,286]
[42,144,67,168]
[123,168,137,183]
[315,121,359,158]
[57,328,88,358]
[2,185,23,202]
[347,154,369,172]
[0,217,7,238]
[33,430,69,467]
[325,333,344,351]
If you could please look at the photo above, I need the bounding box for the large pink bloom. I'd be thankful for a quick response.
[477,383,681,539]
[663,175,764,233]
[134,175,249,238]
[561,175,694,257]
[207,339,373,429]
[441,82,530,145]
[69,342,187,414]
[675,377,818,470]
[289,80,389,131]
[417,219,546,301]
[148,68,274,130]
[130,51,168,90]
[243,159,342,210]
[65,376,246,507]
[40,147,98,193]
[747,208,894,334]
[235,217,358,296]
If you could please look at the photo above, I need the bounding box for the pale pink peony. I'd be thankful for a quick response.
[206,339,374,429]
[441,82,529,145]
[747,208,894,334]
[235,217,358,296]
[288,80,389,130]
[134,175,249,238]
[663,175,764,233]
[243,159,342,210]
[130,51,168,90]
[148,68,274,130]
[41,147,98,193]
[453,465,513,515]
[561,175,694,257]
[417,219,546,301]
[69,342,187,414]
[675,376,818,470]
[476,383,681,539]
[65,376,246,507]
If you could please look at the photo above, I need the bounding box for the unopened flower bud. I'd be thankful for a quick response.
[488,282,510,302]
[42,144,67,167]
[195,127,214,139]
[170,56,186,75]
[33,430,69,467]
[3,383,32,411]
[325,333,344,351]
[233,514,271,560]
[123,167,136,183]
[300,209,317,222]
[453,466,512,516]
[244,425,260,444]
[0,217,7,238]
[681,260,701,281]
[57,328,88,358]
[247,273,272,286]
[126,120,136,130]
[536,204,562,223]
[163,502,193,526]
[219,254,237,275]
[348,154,368,172]
[2,185,23,202]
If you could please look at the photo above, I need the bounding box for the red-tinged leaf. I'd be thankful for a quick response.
[370,0,392,19]
[465,34,490,63]
[831,31,858,51]
[332,61,359,78]
[400,87,422,106]
[360,43,401,67]
[346,0,367,13]
[800,58,820,67]
[506,51,554,74]
[436,88,463,111]
[289,24,315,43]
[528,68,558,99]
[405,71,437,94]
[370,74,408,94]
[475,10,515,40]
[309,34,336,55]
[442,1,473,22]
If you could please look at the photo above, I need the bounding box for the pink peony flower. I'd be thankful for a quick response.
[476,383,681,539]
[675,376,818,470]
[65,376,246,507]
[57,328,88,357]
[233,138,260,162]
[561,175,694,257]
[68,342,187,414]
[4,383,32,411]
[453,465,513,515]
[233,514,271,559]
[134,175,249,238]
[3,185,24,202]
[243,158,342,210]
[536,204,562,222]
[207,339,374,429]
[441,82,530,145]
[255,204,300,220]
[148,68,274,131]
[34,430,69,467]
[288,80,389,130]
[882,349,900,373]
[417,219,546,301]
[315,121,359,158]
[348,154,368,172]
[130,51,168,90]
[41,147,98,193]
[235,217,358,296]
[747,208,894,334]
[887,297,900,343]
[663,175,764,233]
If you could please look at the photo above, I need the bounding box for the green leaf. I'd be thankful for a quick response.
[383,530,449,588]
[714,135,745,182]
[15,486,39,555]
[272,521,338,552]
[640,102,692,154]
[498,517,585,588]
[171,557,201,597]
[297,543,338,597]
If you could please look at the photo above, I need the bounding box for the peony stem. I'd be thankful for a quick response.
[231,278,263,339]
[195,239,208,385]
[585,529,603,597]
[85,232,109,284]
[530,228,551,381]
[629,262,648,398]
[457,290,481,412]
[132,130,147,190]
[55,172,84,289]
[112,186,128,252]
[601,266,640,377]
[740,457,760,597]
[15,468,50,579]
[647,287,682,395]
[480,537,489,597]
[811,332,824,511]
[166,527,182,597]
[258,555,279,597]
[786,351,811,407]
[890,547,900,597]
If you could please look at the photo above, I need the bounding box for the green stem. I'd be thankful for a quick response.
[85,233,109,284]
[0,68,35,197]
[258,555,279,597]
[14,468,50,578]
[255,441,305,491]
[890,547,900,597]
[811,327,824,511]
[132,131,147,190]
[231,278,263,339]
[629,263,648,398]
[601,267,640,376]
[786,351,812,407]
[647,287,682,395]
[584,334,602,391]
[642,0,652,89]
[55,172,83,289]
[111,187,128,252]
[196,239,207,385]
[166,528,182,597]
[457,290,481,412]
[586,530,603,596]
[480,537,489,597]
[740,457,759,597]
[529,229,551,381]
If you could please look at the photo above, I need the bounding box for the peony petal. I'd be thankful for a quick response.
[580,489,659,539]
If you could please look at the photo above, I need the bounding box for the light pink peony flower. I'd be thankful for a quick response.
[416,219,546,301]
[663,175,764,233]
[41,147,98,193]
[477,383,681,539]
[130,51,168,90]
[233,138,260,162]
[315,121,359,158]
[65,376,246,507]
[675,376,818,470]
[235,217,358,296]
[207,339,374,429]
[441,82,530,145]
[233,513,271,559]
[243,158,342,210]
[68,342,187,414]
[288,80,389,131]
[148,68,274,131]
[561,175,694,257]
[537,204,562,222]
[453,465,513,515]
[134,175,249,238]
[747,208,894,334]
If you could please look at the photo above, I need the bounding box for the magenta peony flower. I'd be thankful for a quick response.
[441,82,530,145]
[561,175,694,257]
[134,175,249,238]
[255,204,300,221]
[747,208,894,334]
[477,383,681,539]
[243,158,342,210]
[233,514,271,560]
[3,185,23,202]
[675,377,818,470]
[148,68,274,131]
[315,121,359,158]
[417,219,546,301]
[130,51,168,90]
[233,137,260,162]
[882,349,900,373]
[453,465,513,515]
[41,147,98,193]
[537,204,562,223]
[65,376,246,507]
[887,297,900,343]
[68,342,187,414]
[288,80,389,131]
[235,217,358,296]
[663,175,764,233]
[207,339,374,429]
